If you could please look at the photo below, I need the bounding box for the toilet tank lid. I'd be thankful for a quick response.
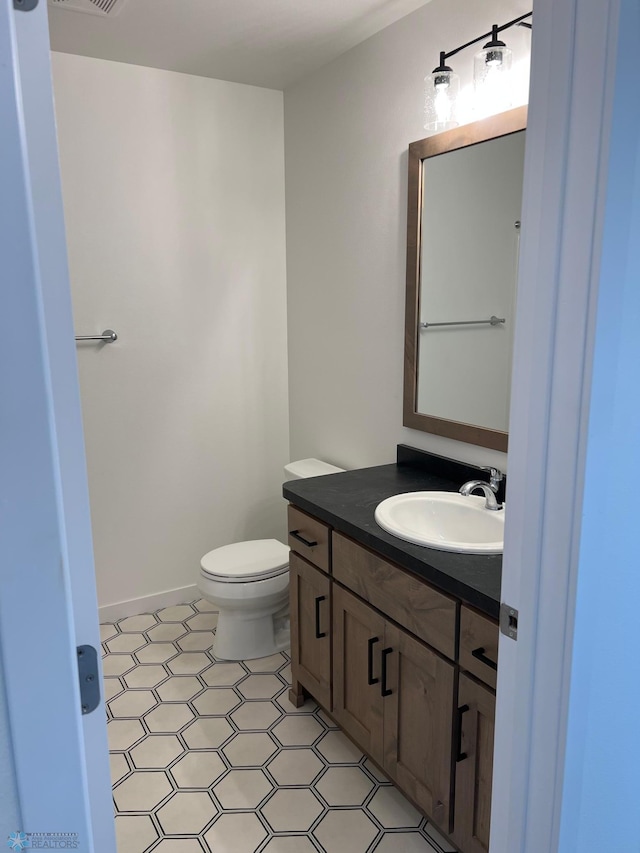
[285,458,345,479]
[201,539,289,578]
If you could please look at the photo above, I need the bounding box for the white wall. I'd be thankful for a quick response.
[52,54,289,609]
[284,0,531,471]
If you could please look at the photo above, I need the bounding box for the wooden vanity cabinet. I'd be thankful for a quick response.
[452,674,496,853]
[287,503,499,851]
[289,552,331,710]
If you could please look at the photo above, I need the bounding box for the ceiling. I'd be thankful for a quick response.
[47,0,434,90]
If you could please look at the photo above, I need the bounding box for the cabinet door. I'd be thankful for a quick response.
[452,674,496,853]
[382,623,454,831]
[289,552,331,709]
[332,585,385,765]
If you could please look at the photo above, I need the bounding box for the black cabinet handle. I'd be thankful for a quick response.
[290,530,318,548]
[314,596,327,639]
[367,637,380,685]
[381,647,393,697]
[471,647,498,671]
[456,704,470,762]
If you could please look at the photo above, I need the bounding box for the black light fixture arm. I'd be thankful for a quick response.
[441,11,532,62]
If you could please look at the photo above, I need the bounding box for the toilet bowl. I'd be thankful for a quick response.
[198,458,345,661]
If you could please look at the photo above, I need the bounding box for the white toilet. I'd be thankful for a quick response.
[198,458,345,661]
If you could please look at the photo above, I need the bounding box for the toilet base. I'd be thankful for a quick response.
[213,605,290,661]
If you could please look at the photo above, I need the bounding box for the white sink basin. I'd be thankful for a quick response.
[374,491,504,554]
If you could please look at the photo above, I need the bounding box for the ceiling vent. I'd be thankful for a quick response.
[48,0,127,16]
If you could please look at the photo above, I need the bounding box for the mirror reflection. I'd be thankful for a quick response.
[404,108,527,451]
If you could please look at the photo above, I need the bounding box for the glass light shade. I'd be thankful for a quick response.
[473,45,513,119]
[424,70,460,133]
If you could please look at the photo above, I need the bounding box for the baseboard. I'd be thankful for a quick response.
[98,584,200,624]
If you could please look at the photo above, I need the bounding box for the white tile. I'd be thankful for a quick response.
[129,735,184,769]
[314,809,378,852]
[135,643,177,664]
[374,833,441,853]
[192,688,240,716]
[186,612,218,631]
[272,715,324,746]
[278,662,292,684]
[118,614,157,632]
[367,786,422,829]
[144,703,194,733]
[167,651,210,675]
[152,841,203,853]
[109,689,156,719]
[315,708,340,730]
[261,839,317,853]
[109,752,130,786]
[244,653,287,673]
[193,598,217,612]
[113,770,173,812]
[262,788,324,832]
[114,815,158,853]
[237,674,283,700]
[363,757,389,784]
[204,813,267,853]
[146,623,187,643]
[103,678,124,702]
[107,719,145,751]
[316,730,364,764]
[212,768,273,809]
[123,665,168,689]
[275,692,318,715]
[230,700,281,730]
[106,633,147,654]
[100,623,118,642]
[177,631,215,652]
[222,732,278,767]
[267,748,324,786]
[182,717,234,750]
[156,675,203,702]
[316,765,374,806]
[171,751,227,788]
[202,662,246,687]
[156,791,217,835]
[102,654,135,677]
[157,604,196,623]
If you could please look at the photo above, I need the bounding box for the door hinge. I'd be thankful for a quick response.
[14,0,39,10]
[77,645,101,715]
[500,603,519,640]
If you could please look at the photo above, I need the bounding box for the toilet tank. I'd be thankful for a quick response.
[284,458,345,481]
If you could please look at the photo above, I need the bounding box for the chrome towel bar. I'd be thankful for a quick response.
[420,316,505,329]
[75,329,118,343]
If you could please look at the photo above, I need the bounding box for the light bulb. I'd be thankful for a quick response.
[424,59,459,132]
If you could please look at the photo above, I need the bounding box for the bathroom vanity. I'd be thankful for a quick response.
[283,446,503,853]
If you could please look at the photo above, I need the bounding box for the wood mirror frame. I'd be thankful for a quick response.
[403,106,527,452]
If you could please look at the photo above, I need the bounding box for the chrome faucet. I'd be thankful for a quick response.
[459,467,504,511]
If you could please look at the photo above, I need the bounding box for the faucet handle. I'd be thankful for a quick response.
[481,467,504,492]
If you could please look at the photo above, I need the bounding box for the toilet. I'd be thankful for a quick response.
[198,458,345,661]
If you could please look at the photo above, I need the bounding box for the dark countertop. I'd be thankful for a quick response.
[282,452,502,619]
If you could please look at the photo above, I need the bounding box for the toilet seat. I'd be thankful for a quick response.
[200,539,289,584]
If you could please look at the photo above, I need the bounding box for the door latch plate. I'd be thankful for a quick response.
[14,0,39,10]
[500,603,519,640]
[77,645,100,715]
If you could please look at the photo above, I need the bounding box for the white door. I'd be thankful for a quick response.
[0,0,115,849]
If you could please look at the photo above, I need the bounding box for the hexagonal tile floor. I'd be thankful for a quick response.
[104,600,454,853]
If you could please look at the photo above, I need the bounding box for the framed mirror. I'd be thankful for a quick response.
[403,106,527,452]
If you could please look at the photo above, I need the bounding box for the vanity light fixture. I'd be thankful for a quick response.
[424,11,531,132]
